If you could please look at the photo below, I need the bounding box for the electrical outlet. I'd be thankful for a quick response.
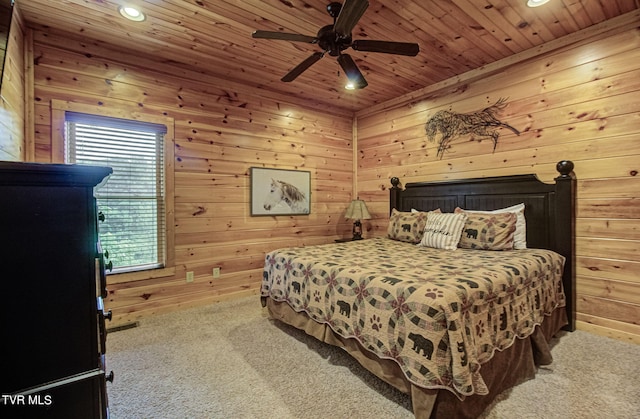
[186,271,194,283]
[212,267,221,278]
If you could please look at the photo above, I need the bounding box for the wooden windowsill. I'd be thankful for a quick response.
[107,266,176,285]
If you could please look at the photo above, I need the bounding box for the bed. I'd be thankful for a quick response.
[260,160,576,418]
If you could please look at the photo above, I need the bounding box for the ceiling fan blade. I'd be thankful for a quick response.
[352,39,420,56]
[252,30,317,44]
[281,52,325,82]
[334,0,369,37]
[337,53,368,89]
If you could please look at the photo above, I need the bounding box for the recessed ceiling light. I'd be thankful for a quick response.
[527,0,551,7]
[119,5,146,22]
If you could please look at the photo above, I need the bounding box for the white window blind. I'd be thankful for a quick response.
[65,112,167,273]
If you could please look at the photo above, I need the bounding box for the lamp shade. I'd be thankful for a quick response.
[345,199,371,220]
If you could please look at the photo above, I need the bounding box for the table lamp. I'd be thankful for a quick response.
[345,199,371,240]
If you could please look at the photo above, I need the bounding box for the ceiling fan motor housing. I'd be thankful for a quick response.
[317,24,352,56]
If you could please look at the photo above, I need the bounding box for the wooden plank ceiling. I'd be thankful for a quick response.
[18,0,640,114]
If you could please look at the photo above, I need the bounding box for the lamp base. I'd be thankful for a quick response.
[352,220,363,240]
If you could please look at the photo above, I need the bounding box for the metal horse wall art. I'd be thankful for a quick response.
[425,98,520,158]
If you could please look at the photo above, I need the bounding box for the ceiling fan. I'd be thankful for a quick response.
[252,0,420,89]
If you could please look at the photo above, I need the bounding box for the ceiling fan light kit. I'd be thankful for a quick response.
[252,0,419,89]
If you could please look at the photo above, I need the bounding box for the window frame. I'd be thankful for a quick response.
[51,100,175,283]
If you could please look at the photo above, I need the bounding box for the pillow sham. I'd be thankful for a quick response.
[454,209,517,250]
[418,212,467,250]
[387,209,429,244]
[456,203,527,249]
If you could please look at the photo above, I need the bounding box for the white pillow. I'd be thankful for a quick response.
[412,208,441,213]
[418,212,467,250]
[459,203,526,249]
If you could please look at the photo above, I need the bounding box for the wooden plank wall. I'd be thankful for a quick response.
[29,29,354,327]
[355,24,640,344]
[0,5,24,161]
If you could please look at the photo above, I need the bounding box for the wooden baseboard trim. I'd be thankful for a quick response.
[576,320,640,345]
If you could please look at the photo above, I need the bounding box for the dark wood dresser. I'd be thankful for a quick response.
[0,161,113,418]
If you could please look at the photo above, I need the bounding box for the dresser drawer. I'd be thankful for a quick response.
[96,297,112,355]
[95,242,109,299]
[2,370,108,419]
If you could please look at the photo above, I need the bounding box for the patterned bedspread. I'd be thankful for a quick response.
[261,237,566,398]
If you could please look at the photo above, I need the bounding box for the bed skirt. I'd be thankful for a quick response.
[263,297,568,419]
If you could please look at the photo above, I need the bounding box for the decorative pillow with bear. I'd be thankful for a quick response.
[455,208,517,250]
[387,209,429,244]
[456,203,526,249]
[418,212,467,250]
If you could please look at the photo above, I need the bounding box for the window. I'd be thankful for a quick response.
[65,112,167,273]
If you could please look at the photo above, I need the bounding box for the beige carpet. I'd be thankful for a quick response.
[107,296,640,419]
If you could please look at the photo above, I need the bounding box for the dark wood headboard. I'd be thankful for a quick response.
[389,161,576,331]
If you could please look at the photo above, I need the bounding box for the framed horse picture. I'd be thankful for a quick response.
[250,167,311,216]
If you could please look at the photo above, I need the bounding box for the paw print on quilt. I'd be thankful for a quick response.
[424,287,444,299]
[370,314,382,331]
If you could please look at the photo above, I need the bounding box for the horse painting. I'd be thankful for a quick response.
[425,98,520,158]
[262,178,309,214]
